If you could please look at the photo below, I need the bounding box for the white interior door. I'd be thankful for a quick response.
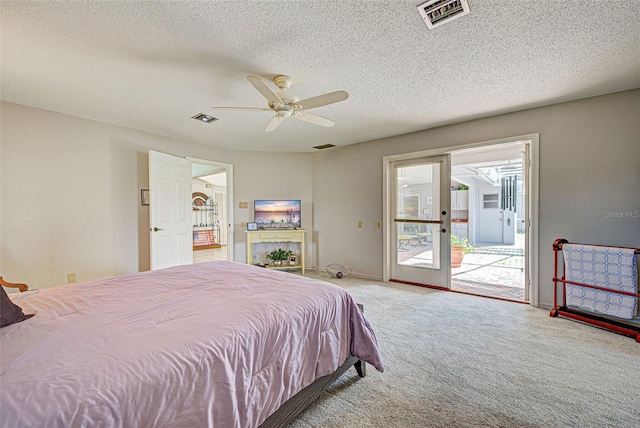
[149,150,193,270]
[477,189,502,243]
[389,155,451,288]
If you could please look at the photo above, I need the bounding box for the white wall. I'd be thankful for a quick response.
[1,102,234,288]
[312,89,640,308]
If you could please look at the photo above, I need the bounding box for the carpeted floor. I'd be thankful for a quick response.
[288,272,640,428]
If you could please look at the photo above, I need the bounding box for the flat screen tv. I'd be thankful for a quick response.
[254,200,301,229]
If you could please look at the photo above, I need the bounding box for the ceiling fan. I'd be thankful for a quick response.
[212,75,349,132]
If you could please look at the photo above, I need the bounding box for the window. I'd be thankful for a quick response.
[483,193,499,209]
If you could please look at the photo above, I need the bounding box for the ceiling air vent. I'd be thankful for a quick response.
[417,0,470,29]
[313,144,336,150]
[191,113,218,123]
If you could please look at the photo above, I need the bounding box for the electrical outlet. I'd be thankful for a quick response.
[375,221,382,229]
[240,221,247,227]
[358,220,363,228]
[67,273,76,283]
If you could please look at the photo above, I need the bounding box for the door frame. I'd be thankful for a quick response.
[187,157,234,262]
[383,133,540,306]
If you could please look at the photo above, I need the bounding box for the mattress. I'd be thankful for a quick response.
[0,261,384,427]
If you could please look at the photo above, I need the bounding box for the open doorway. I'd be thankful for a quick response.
[190,159,233,263]
[449,141,528,302]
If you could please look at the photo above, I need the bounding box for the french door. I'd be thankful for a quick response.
[389,155,451,287]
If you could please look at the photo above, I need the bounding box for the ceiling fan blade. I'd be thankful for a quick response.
[293,111,335,127]
[264,115,285,132]
[295,91,349,110]
[211,106,272,111]
[247,76,284,106]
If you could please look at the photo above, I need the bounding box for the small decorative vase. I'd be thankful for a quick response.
[273,260,283,266]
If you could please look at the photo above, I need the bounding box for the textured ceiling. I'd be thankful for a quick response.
[2,1,639,152]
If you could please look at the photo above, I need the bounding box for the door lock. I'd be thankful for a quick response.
[440,228,447,233]
[152,227,164,232]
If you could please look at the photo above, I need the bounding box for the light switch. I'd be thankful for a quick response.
[239,202,248,209]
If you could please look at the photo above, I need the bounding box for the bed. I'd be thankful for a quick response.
[0,261,384,427]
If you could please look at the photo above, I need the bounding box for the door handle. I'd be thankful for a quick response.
[439,228,447,233]
[152,227,164,232]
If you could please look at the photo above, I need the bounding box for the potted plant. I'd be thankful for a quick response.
[451,235,474,268]
[266,248,292,266]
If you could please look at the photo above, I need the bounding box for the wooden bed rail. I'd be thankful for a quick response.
[0,276,29,292]
[550,239,640,342]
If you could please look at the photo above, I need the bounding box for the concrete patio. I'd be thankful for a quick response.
[398,236,526,302]
[451,243,525,301]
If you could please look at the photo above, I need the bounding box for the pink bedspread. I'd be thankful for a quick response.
[1,261,383,427]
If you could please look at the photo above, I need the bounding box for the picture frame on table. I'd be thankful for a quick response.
[247,222,258,231]
[289,254,297,266]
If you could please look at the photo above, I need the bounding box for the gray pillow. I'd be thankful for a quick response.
[1,286,34,328]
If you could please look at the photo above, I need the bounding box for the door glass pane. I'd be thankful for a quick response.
[395,163,440,269]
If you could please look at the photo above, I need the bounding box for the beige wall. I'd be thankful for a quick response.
[2,89,639,309]
[0,102,315,289]
[311,89,640,308]
[230,151,313,263]
[0,102,232,288]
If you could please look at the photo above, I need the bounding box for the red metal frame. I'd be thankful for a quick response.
[550,238,640,343]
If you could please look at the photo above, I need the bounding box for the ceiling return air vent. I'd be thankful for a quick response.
[417,0,470,29]
[191,113,218,123]
[313,144,336,150]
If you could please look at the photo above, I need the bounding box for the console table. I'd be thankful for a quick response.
[246,229,306,274]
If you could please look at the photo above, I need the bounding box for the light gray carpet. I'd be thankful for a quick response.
[288,273,640,428]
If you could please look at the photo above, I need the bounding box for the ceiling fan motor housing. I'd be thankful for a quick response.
[276,92,300,105]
